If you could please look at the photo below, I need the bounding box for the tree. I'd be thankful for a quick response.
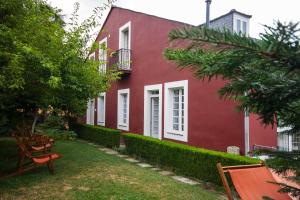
[164,22,300,197]
[0,0,119,133]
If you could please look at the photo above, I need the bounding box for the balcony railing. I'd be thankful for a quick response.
[110,48,131,71]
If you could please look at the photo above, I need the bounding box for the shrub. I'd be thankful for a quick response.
[72,123,121,148]
[123,133,260,185]
[43,128,77,140]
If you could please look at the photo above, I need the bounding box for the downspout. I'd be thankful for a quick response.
[244,110,250,155]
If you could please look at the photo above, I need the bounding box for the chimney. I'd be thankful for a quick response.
[205,0,212,28]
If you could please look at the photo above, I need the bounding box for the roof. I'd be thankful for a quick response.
[209,9,252,24]
[110,6,194,26]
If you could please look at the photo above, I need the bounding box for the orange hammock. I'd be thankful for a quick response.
[217,163,291,200]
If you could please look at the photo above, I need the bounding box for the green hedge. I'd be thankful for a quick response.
[72,123,121,148]
[123,133,260,185]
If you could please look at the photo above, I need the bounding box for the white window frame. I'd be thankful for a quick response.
[144,84,162,140]
[99,37,107,72]
[117,88,130,131]
[233,13,250,36]
[97,93,106,126]
[164,80,188,142]
[119,21,131,50]
[86,99,95,125]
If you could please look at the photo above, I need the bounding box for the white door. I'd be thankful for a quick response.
[150,96,159,138]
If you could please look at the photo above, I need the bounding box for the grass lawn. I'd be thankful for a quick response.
[0,138,224,200]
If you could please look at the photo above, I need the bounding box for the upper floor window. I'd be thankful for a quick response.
[99,37,107,72]
[234,15,249,35]
[117,88,130,131]
[164,80,188,142]
[119,21,131,50]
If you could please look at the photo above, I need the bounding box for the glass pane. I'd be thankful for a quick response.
[173,124,179,131]
[237,19,241,33]
[242,21,247,34]
[173,110,179,116]
[173,117,179,123]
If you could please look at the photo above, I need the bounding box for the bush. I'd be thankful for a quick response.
[72,123,121,148]
[43,128,77,140]
[123,133,260,185]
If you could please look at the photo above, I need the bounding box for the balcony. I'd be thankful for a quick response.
[110,48,131,75]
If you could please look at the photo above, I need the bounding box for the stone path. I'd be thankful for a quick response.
[86,141,200,186]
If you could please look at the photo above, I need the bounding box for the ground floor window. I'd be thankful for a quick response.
[164,80,188,142]
[97,93,105,126]
[277,130,300,151]
[292,133,300,151]
[117,88,130,131]
[86,99,95,125]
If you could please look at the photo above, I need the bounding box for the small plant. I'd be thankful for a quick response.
[43,128,77,141]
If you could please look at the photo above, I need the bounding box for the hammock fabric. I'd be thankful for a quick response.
[228,166,291,200]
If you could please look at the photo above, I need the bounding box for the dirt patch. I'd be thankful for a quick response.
[63,184,73,191]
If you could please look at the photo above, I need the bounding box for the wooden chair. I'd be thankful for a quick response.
[17,142,61,175]
[217,163,291,200]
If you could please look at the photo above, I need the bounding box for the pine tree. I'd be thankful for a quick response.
[164,21,300,197]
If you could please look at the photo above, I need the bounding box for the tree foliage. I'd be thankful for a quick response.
[164,22,300,197]
[0,0,119,133]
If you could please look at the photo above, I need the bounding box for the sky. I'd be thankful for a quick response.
[47,0,300,38]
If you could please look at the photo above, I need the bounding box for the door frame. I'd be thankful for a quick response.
[144,84,162,140]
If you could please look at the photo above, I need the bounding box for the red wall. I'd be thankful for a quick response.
[91,7,276,154]
[249,113,277,150]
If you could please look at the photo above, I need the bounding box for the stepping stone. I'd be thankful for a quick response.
[100,148,112,152]
[137,163,152,168]
[151,167,161,171]
[104,150,119,155]
[116,154,128,158]
[125,158,139,163]
[159,171,173,176]
[171,176,200,185]
[120,144,126,148]
[88,143,94,145]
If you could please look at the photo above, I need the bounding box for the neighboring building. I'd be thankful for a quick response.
[277,127,300,151]
[209,9,251,35]
[86,6,277,155]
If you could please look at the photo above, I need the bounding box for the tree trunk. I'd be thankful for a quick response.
[31,115,39,134]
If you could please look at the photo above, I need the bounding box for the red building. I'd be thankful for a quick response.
[86,6,277,155]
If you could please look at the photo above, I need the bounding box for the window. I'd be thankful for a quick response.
[86,99,95,125]
[172,88,184,132]
[144,84,162,139]
[234,14,249,35]
[292,133,300,151]
[118,22,131,70]
[99,37,107,72]
[97,93,105,126]
[119,22,131,50]
[117,89,130,131]
[237,19,241,33]
[278,133,289,151]
[164,80,188,142]
[242,21,247,35]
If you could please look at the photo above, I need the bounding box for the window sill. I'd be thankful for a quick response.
[117,124,129,131]
[164,130,187,142]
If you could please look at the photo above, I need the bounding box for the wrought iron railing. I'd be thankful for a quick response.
[110,48,131,70]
